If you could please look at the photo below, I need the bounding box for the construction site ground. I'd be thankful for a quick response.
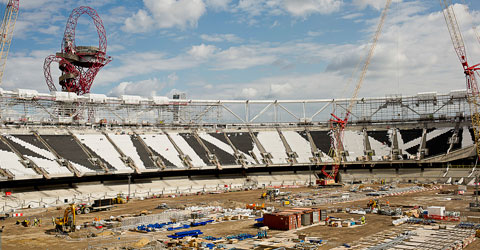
[1,184,480,249]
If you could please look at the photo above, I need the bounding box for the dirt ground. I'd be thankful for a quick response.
[1,185,480,249]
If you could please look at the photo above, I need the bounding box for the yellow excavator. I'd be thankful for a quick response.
[54,204,76,233]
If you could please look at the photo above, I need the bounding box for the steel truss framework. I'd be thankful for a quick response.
[0,89,471,127]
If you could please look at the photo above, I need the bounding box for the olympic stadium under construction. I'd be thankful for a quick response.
[2,0,480,249]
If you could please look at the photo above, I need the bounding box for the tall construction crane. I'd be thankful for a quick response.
[0,0,19,85]
[440,0,480,160]
[325,0,392,180]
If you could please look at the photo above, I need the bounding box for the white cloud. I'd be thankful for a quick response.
[307,31,323,36]
[205,0,232,11]
[282,0,343,17]
[123,0,206,32]
[188,44,218,58]
[213,45,277,70]
[234,0,343,19]
[108,78,166,97]
[37,25,60,35]
[95,51,200,86]
[108,73,178,97]
[189,72,347,100]
[1,50,56,92]
[353,0,402,10]
[240,87,258,98]
[123,9,154,33]
[342,13,363,19]
[200,33,243,43]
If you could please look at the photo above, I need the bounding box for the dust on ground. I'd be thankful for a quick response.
[1,184,479,249]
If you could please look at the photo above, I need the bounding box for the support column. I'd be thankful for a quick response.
[102,131,140,174]
[276,128,298,164]
[222,131,248,168]
[192,131,222,170]
[248,128,273,165]
[363,129,375,161]
[133,132,166,170]
[390,128,402,160]
[68,130,109,173]
[418,128,429,160]
[161,130,193,169]
[305,128,323,164]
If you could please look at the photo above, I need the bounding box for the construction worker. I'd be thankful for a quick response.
[361,216,366,225]
[33,218,38,226]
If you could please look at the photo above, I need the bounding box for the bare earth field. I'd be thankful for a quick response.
[1,184,480,249]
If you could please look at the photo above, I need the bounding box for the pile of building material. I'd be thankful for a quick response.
[425,206,460,221]
[332,225,477,250]
[263,208,327,230]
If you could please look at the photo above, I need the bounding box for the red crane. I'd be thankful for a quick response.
[44,6,111,95]
[440,0,480,160]
[323,0,392,180]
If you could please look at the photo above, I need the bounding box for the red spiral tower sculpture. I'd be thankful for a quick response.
[44,6,111,95]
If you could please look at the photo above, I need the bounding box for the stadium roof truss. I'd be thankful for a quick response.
[0,88,471,126]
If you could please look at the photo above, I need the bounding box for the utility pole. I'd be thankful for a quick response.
[476,174,479,206]
[309,165,312,187]
[128,175,131,203]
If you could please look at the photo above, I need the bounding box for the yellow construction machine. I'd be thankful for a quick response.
[367,199,380,210]
[113,194,127,204]
[54,204,76,233]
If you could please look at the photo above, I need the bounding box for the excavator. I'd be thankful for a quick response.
[54,204,76,233]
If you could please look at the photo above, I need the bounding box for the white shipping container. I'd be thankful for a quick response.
[427,206,445,216]
[151,96,169,105]
[84,93,106,103]
[17,89,39,98]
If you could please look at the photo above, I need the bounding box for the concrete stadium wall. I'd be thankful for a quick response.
[0,172,312,213]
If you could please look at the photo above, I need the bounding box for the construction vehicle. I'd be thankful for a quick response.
[261,189,280,199]
[16,219,30,227]
[367,199,381,210]
[316,179,336,186]
[113,194,127,204]
[54,204,76,233]
[75,203,91,214]
[75,198,114,215]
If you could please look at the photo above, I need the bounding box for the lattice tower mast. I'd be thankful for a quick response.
[440,0,480,160]
[325,0,392,179]
[0,0,18,85]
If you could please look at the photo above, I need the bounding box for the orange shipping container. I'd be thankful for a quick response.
[264,212,298,230]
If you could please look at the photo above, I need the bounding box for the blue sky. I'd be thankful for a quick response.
[1,0,480,100]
